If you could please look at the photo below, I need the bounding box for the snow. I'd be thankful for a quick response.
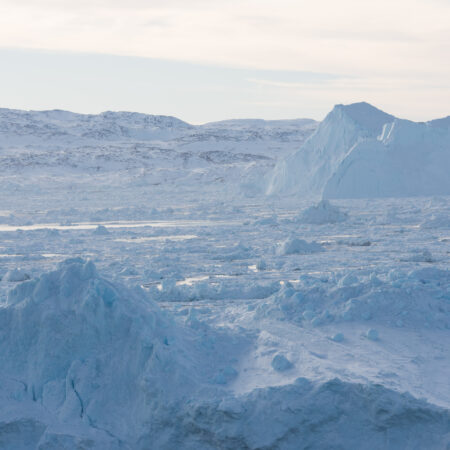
[271,354,294,371]
[296,199,348,224]
[0,106,449,448]
[3,268,30,282]
[268,102,450,199]
[1,259,195,447]
[256,265,450,331]
[331,332,344,342]
[92,224,110,235]
[2,257,448,448]
[366,328,379,341]
[277,237,323,255]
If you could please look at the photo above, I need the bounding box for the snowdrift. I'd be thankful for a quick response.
[267,102,450,198]
[195,378,450,450]
[1,259,449,449]
[277,237,324,255]
[257,267,450,330]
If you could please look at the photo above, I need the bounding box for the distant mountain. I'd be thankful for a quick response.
[0,108,317,149]
[0,108,193,145]
[267,102,450,198]
[0,108,318,197]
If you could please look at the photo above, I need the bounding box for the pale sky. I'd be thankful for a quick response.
[0,0,449,122]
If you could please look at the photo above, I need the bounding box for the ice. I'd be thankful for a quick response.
[296,199,348,224]
[406,248,434,263]
[92,225,110,235]
[366,328,379,341]
[3,268,30,282]
[257,266,450,330]
[0,259,210,447]
[256,259,267,271]
[268,102,450,198]
[421,213,450,229]
[213,366,239,385]
[331,332,344,342]
[277,237,323,255]
[0,106,449,448]
[271,354,294,371]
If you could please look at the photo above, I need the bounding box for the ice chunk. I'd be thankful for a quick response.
[271,354,293,372]
[366,329,379,341]
[92,225,110,235]
[3,268,30,282]
[213,366,238,385]
[297,200,348,224]
[331,333,344,342]
[256,259,267,271]
[277,237,323,255]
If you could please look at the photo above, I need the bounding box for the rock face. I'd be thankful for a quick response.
[267,102,450,199]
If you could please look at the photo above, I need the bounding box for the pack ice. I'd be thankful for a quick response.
[1,259,449,449]
[0,106,449,449]
[267,102,450,198]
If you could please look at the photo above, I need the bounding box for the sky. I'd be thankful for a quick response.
[0,0,449,123]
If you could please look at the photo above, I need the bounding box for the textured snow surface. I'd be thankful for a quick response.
[1,259,449,449]
[0,107,317,204]
[0,106,449,449]
[268,102,450,198]
[296,199,348,224]
[257,266,450,330]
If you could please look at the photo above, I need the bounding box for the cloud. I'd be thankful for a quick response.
[0,0,448,76]
[0,0,448,119]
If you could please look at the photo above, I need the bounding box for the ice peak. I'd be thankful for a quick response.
[329,102,395,134]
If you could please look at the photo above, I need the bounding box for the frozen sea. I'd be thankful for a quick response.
[0,106,449,449]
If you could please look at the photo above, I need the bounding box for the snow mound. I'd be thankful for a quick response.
[271,354,294,372]
[267,102,450,198]
[184,378,450,450]
[403,248,434,263]
[3,268,30,282]
[257,267,450,329]
[420,213,450,229]
[253,214,278,226]
[296,200,348,224]
[92,224,110,235]
[148,278,280,302]
[210,242,254,261]
[277,237,324,255]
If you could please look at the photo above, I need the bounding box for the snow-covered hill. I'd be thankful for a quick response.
[0,108,193,144]
[0,107,316,150]
[267,102,450,198]
[0,108,317,205]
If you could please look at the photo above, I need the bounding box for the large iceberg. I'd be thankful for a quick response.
[267,102,450,198]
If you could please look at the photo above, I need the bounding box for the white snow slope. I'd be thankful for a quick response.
[0,108,317,204]
[267,102,450,199]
